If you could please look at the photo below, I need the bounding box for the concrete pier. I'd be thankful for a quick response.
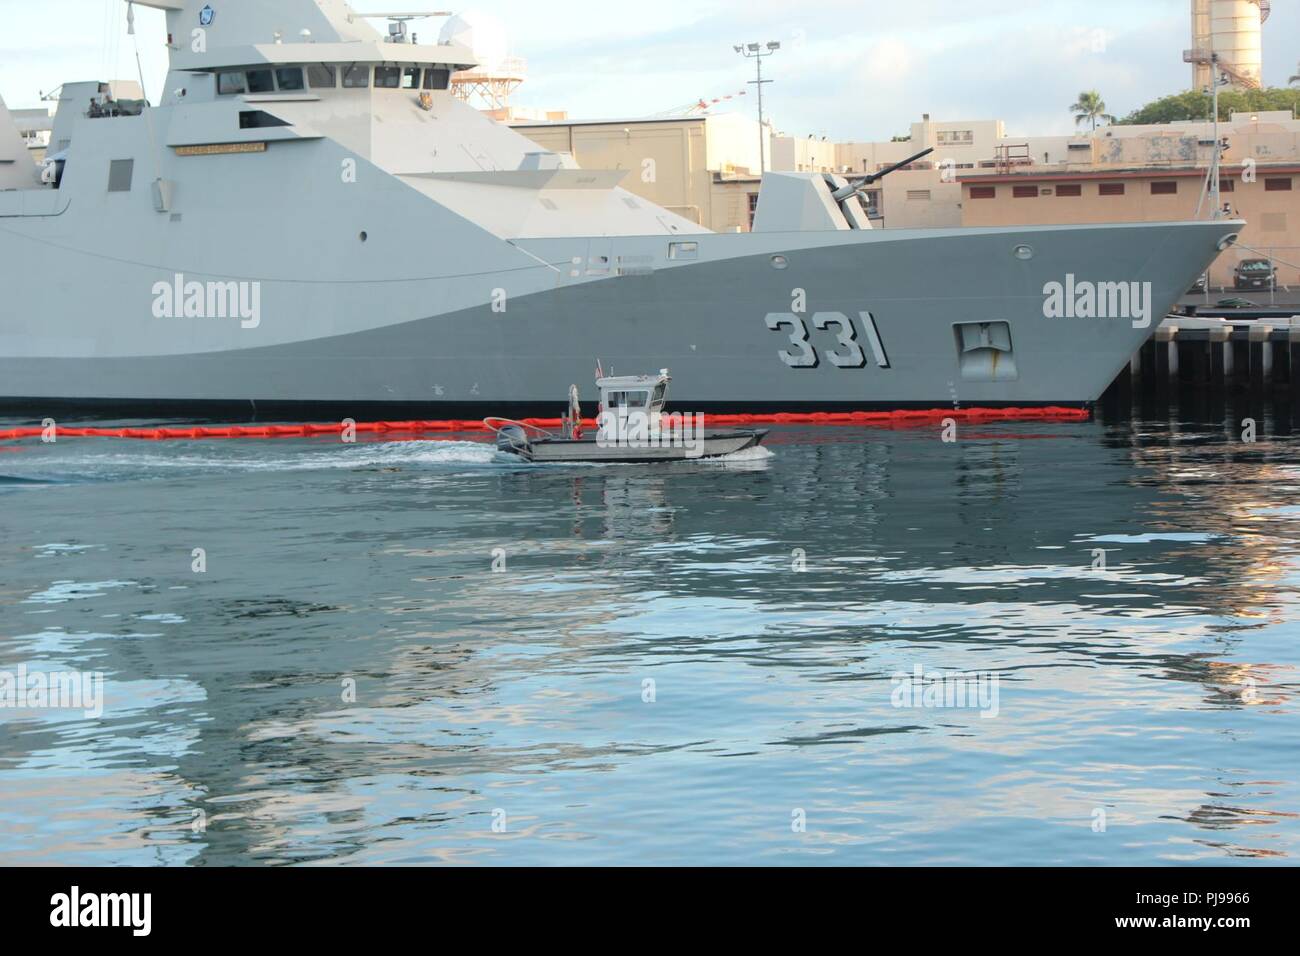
[1113,316,1300,396]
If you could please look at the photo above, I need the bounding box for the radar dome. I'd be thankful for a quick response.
[438,11,511,73]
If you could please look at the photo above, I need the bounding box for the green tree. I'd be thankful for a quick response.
[1116,87,1300,124]
[1291,62,1299,86]
[1069,90,1115,130]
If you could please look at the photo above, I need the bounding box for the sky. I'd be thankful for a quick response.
[1,0,1297,140]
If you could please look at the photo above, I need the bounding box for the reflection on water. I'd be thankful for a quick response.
[1,402,1298,865]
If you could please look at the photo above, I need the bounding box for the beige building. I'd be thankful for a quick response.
[770,117,1009,229]
[511,111,1002,232]
[512,105,1300,283]
[959,112,1300,289]
[513,112,766,232]
[961,164,1297,288]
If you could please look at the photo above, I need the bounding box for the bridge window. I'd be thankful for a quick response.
[402,67,422,89]
[423,68,451,90]
[374,66,401,89]
[307,64,336,89]
[275,68,305,92]
[217,71,247,95]
[246,69,275,94]
[342,65,371,88]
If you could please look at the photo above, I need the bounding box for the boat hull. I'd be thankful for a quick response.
[512,429,768,464]
[0,216,1238,415]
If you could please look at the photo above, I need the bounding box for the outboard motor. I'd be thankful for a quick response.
[495,423,533,460]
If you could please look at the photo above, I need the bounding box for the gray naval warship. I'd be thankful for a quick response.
[0,0,1242,417]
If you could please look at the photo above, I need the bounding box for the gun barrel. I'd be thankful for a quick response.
[830,146,937,202]
[864,146,936,184]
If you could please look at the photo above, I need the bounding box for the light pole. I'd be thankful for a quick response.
[735,41,780,173]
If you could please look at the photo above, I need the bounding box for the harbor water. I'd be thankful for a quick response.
[1,405,1298,865]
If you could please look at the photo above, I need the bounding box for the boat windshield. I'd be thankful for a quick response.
[607,390,649,408]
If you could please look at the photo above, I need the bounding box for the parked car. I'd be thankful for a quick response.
[1188,272,1207,294]
[1234,258,1277,291]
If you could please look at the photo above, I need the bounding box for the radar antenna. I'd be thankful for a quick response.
[359,11,453,44]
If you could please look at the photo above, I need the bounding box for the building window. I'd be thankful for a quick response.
[1013,185,1038,198]
[969,186,996,199]
[107,159,134,192]
[342,65,371,88]
[1265,178,1293,192]
[748,193,759,229]
[936,130,974,146]
[307,64,336,89]
[1151,181,1178,195]
[863,188,881,218]
[1099,182,1125,196]
[1056,183,1082,197]
[246,69,275,94]
[374,66,401,89]
[423,68,451,90]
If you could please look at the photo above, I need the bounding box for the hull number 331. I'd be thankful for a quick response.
[764,311,890,370]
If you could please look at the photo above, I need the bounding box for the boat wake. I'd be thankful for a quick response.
[0,437,774,485]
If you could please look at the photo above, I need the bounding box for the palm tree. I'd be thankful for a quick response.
[1290,62,1300,86]
[1070,90,1116,131]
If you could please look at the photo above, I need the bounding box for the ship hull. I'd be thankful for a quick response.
[0,219,1236,416]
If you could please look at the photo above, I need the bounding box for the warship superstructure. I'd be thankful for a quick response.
[0,0,1242,415]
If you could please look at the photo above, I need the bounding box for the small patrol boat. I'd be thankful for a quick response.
[487,368,767,464]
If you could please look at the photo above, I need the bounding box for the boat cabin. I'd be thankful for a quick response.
[596,369,671,440]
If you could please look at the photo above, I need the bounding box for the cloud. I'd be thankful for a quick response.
[1,0,1289,142]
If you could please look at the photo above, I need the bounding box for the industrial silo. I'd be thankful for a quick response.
[1188,0,1268,90]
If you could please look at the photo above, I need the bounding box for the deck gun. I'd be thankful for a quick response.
[830,146,937,204]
